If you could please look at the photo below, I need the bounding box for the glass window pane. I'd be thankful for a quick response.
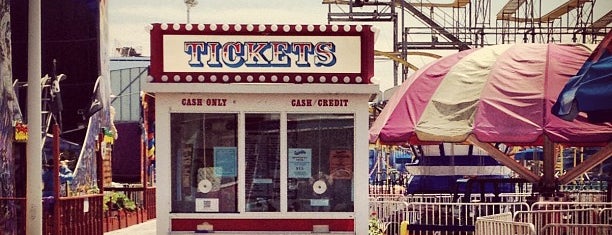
[170,113,238,213]
[287,114,354,212]
[245,114,280,212]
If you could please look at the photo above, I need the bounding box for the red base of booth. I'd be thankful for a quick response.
[171,218,354,231]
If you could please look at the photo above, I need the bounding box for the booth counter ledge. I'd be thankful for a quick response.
[170,232,355,235]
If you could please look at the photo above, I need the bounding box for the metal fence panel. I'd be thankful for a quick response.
[475,212,535,235]
[405,202,530,235]
[369,200,409,235]
[540,223,612,235]
[514,209,600,229]
[530,201,612,211]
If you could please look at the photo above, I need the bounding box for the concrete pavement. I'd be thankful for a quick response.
[104,219,157,235]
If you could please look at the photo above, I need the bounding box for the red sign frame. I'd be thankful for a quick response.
[149,23,374,84]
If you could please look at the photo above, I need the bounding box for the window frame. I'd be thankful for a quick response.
[169,111,356,215]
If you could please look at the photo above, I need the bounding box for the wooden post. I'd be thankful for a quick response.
[53,124,61,235]
[97,130,104,194]
[541,136,557,195]
[141,135,146,187]
[142,131,148,219]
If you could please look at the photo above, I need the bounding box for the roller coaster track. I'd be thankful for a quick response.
[322,0,387,6]
[497,0,593,23]
[408,0,470,8]
[591,10,612,29]
[322,0,469,8]
[579,10,612,34]
[496,0,528,20]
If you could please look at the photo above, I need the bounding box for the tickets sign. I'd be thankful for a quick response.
[149,23,375,84]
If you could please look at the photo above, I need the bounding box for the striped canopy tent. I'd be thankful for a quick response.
[369,43,612,190]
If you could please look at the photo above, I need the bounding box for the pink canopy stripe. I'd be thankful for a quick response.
[415,44,515,142]
[474,44,549,143]
[369,48,477,144]
[542,44,608,143]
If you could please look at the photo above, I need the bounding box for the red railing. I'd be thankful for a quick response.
[42,194,104,235]
[145,187,157,219]
[4,124,157,234]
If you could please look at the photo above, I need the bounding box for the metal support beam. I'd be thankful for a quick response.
[467,135,540,183]
[559,141,612,185]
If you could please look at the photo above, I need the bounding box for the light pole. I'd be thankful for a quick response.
[27,0,43,234]
[184,0,198,23]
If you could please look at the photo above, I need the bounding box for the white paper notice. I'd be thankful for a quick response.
[195,198,219,212]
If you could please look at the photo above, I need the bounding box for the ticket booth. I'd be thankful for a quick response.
[144,23,377,234]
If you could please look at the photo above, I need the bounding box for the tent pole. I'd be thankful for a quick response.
[467,135,540,183]
[559,141,612,185]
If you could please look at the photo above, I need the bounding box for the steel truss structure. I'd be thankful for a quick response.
[324,0,611,84]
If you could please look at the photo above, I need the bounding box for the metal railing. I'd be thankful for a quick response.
[369,200,409,235]
[514,208,600,229]
[405,201,530,235]
[370,194,612,235]
[540,223,612,235]
[369,197,532,235]
[530,201,612,211]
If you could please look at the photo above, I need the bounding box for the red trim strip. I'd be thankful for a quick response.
[171,218,354,232]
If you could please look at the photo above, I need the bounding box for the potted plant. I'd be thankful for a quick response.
[103,192,136,212]
[103,192,138,228]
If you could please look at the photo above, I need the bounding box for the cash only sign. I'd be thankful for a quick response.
[148,23,374,84]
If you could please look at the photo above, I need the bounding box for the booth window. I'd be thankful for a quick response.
[245,113,280,212]
[287,113,354,212]
[170,113,238,213]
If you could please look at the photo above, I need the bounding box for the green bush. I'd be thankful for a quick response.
[103,192,137,212]
[369,212,383,235]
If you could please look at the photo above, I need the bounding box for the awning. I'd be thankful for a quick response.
[370,43,612,146]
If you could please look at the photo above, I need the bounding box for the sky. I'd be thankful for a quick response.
[108,1,335,55]
[107,0,408,91]
[107,0,611,92]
